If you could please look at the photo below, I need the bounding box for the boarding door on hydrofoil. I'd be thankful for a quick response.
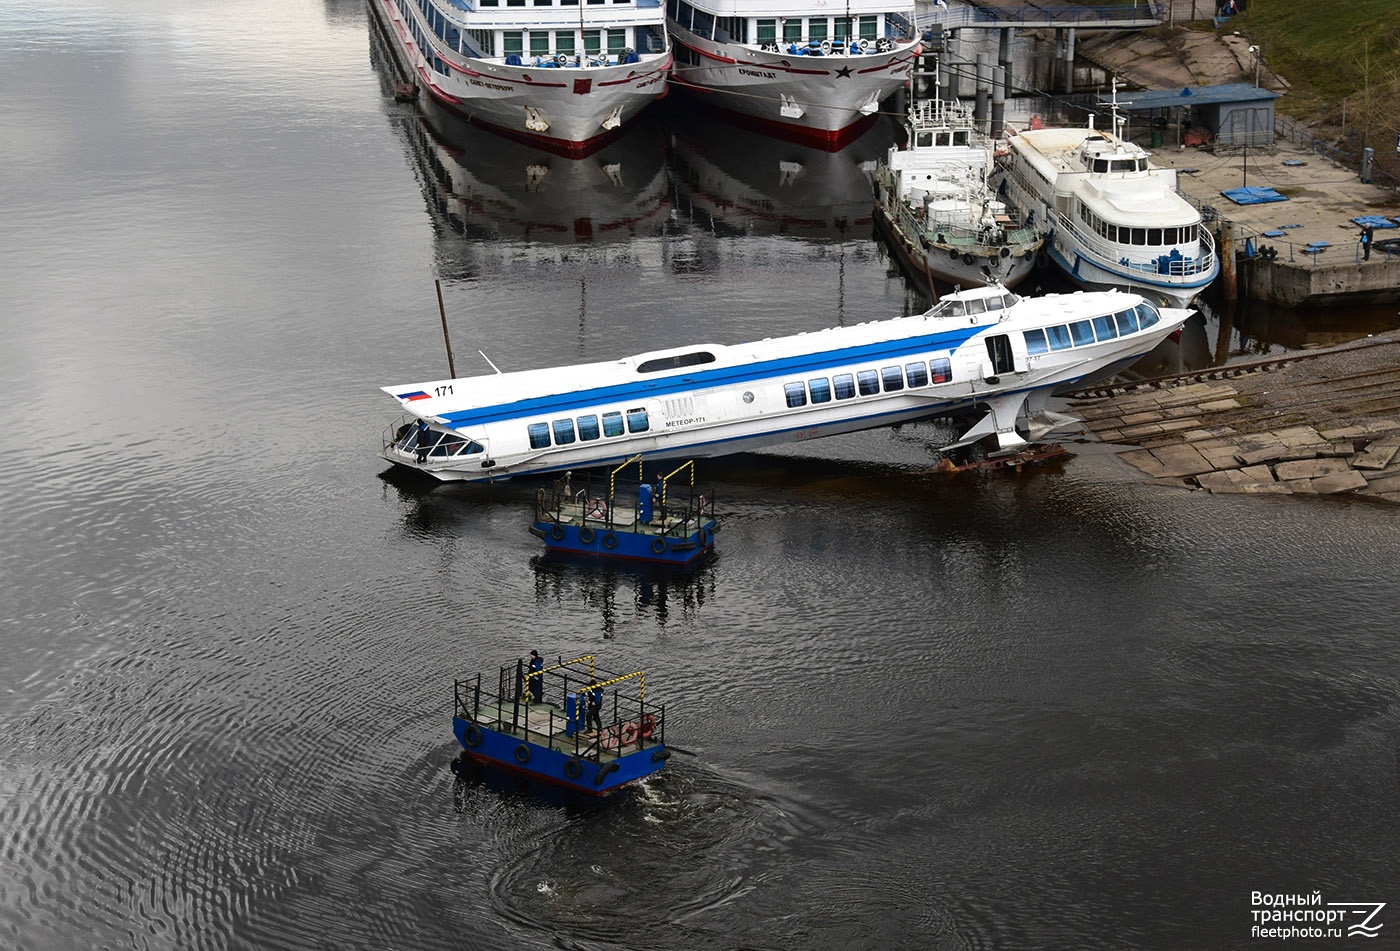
[981,333,1026,384]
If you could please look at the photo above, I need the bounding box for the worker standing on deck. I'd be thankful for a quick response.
[527,650,544,704]
[1361,224,1374,261]
[586,679,604,732]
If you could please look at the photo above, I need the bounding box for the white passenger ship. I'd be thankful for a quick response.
[874,97,1044,293]
[379,285,1190,482]
[993,97,1218,308]
[663,0,921,147]
[369,0,672,155]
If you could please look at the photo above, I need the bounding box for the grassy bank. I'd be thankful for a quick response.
[1235,0,1399,180]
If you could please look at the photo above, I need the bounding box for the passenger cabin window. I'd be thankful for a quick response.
[1114,309,1141,335]
[602,411,625,437]
[1092,315,1118,340]
[1024,329,1048,355]
[637,351,716,373]
[809,378,832,403]
[528,422,551,449]
[784,382,807,408]
[930,357,951,383]
[552,419,576,445]
[1070,320,1095,346]
[833,373,856,399]
[905,362,929,387]
[1046,325,1073,351]
[857,369,880,396]
[1135,302,1160,328]
[626,407,649,432]
[578,415,601,441]
[881,366,904,392]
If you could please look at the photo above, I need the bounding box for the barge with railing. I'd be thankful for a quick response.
[452,654,670,795]
[529,455,717,564]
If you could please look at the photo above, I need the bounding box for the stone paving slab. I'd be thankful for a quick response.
[1286,471,1370,495]
[1275,458,1352,481]
[1148,443,1215,478]
[1354,437,1400,471]
[1196,470,1291,495]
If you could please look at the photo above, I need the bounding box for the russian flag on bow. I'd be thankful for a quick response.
[396,390,432,402]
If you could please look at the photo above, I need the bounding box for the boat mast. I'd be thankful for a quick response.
[435,279,457,378]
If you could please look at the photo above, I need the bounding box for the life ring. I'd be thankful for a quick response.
[650,538,667,555]
[962,253,975,265]
[579,526,596,544]
[858,38,870,53]
[549,525,565,541]
[602,532,618,549]
[1000,246,1010,258]
[588,498,608,518]
[463,724,482,747]
[620,723,639,746]
[555,53,568,65]
[698,527,709,547]
[513,743,531,764]
[563,757,584,780]
[640,713,656,738]
[819,39,831,56]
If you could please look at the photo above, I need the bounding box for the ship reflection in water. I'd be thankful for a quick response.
[529,553,718,637]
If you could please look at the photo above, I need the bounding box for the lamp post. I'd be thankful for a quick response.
[1248,44,1260,88]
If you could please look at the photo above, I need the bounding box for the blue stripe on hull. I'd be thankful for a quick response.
[438,325,984,428]
[452,718,665,795]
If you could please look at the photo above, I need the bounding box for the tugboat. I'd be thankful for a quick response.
[529,455,718,565]
[452,654,671,795]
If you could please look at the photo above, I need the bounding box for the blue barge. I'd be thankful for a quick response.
[453,654,671,795]
[529,455,717,565]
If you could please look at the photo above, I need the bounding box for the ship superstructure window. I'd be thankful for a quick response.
[578,415,601,441]
[834,373,856,399]
[1046,325,1073,351]
[1070,320,1095,346]
[602,411,625,437]
[1092,315,1118,341]
[552,419,577,444]
[881,366,904,392]
[529,422,551,449]
[1114,309,1140,335]
[930,357,951,383]
[1135,302,1160,327]
[1026,306,1159,356]
[809,378,832,403]
[784,383,808,408]
[857,369,880,396]
[905,362,929,387]
[626,407,650,432]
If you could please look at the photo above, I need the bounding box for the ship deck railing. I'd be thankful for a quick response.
[532,460,716,541]
[1050,211,1218,279]
[455,656,666,766]
[884,190,1042,251]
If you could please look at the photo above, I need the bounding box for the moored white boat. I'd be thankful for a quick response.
[664,0,921,148]
[379,284,1192,482]
[369,0,673,155]
[992,88,1219,308]
[874,96,1044,294]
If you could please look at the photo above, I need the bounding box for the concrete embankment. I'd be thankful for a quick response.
[1064,334,1400,503]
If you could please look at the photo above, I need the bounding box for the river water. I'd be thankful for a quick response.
[2,2,1398,949]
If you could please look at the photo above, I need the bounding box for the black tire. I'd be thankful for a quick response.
[650,538,666,555]
[948,248,959,260]
[651,748,672,763]
[602,532,618,549]
[513,743,531,765]
[549,525,565,541]
[698,528,709,546]
[463,724,482,747]
[1000,246,1010,258]
[594,761,620,786]
[962,253,974,265]
[579,526,595,544]
[563,757,584,780]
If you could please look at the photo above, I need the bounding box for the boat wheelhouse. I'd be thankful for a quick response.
[663,0,921,148]
[874,96,1044,294]
[369,0,672,155]
[993,92,1218,308]
[453,654,670,795]
[530,456,718,564]
[378,284,1192,482]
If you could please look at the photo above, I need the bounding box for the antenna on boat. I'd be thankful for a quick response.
[479,350,503,374]
[435,279,457,379]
